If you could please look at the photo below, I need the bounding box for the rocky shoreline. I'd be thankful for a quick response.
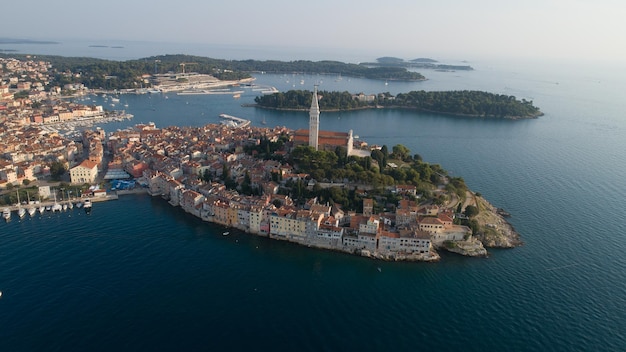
[473,195,523,248]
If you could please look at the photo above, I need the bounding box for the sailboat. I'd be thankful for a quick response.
[261,116,267,125]
[16,191,26,219]
[67,190,74,209]
[51,190,62,212]
[27,191,36,217]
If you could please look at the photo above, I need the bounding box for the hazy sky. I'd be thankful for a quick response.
[3,0,625,62]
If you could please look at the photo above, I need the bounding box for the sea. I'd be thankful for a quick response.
[1,40,626,351]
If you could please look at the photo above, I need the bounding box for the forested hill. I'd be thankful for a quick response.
[254,90,543,119]
[1,54,424,90]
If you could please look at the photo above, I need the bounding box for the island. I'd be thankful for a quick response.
[254,89,543,119]
[361,56,474,71]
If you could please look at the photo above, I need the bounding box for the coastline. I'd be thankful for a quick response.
[249,104,543,119]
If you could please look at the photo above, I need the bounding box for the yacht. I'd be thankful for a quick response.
[51,190,62,212]
[2,207,11,222]
[17,206,26,219]
[28,206,37,217]
[83,199,92,213]
[16,191,25,219]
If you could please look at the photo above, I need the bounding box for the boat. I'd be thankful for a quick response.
[51,191,62,212]
[16,191,25,219]
[83,199,92,213]
[76,202,83,208]
[261,116,267,125]
[17,206,26,219]
[2,207,11,222]
[28,206,36,217]
[38,206,45,214]
[222,231,230,236]
[62,203,68,211]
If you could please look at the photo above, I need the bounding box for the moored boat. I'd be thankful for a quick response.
[83,199,92,213]
[2,207,11,221]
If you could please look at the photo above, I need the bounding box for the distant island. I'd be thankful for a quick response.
[254,89,543,119]
[88,45,125,48]
[0,38,59,45]
[362,56,474,71]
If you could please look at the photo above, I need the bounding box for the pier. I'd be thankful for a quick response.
[219,114,251,128]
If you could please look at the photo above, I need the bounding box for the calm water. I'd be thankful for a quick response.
[1,45,626,351]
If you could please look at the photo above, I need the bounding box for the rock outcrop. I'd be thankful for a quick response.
[472,196,523,248]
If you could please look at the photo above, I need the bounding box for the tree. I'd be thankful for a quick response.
[392,144,411,161]
[371,149,384,172]
[50,161,67,181]
[465,205,479,218]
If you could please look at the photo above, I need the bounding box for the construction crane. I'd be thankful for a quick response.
[179,62,196,74]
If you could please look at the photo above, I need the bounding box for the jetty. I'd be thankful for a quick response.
[219,114,251,128]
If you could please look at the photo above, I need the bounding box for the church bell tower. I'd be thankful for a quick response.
[309,85,320,150]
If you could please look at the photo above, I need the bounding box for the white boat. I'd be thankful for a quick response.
[16,191,25,219]
[83,199,92,213]
[68,201,74,210]
[2,207,11,221]
[28,206,36,217]
[62,203,68,211]
[38,206,45,214]
[222,231,230,236]
[76,202,83,208]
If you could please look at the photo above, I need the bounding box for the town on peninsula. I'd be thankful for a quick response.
[0,55,526,261]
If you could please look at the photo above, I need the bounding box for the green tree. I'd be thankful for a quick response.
[392,144,411,161]
[50,161,67,181]
[465,205,479,218]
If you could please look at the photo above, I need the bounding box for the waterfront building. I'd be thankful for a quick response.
[69,159,98,184]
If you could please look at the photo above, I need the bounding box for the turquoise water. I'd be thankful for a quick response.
[2,53,626,351]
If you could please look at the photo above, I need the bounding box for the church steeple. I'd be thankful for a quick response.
[309,85,320,150]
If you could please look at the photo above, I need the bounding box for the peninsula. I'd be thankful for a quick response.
[0,55,521,262]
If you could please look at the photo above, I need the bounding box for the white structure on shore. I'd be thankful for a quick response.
[308,85,320,151]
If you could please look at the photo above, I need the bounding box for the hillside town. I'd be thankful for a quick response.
[0,56,500,261]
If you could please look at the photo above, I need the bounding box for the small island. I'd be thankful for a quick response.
[254,89,543,119]
[362,56,474,71]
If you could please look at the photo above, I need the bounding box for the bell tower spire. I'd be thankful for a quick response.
[309,85,320,150]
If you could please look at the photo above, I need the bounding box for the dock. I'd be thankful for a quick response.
[219,114,251,128]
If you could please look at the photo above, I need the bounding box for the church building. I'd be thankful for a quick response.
[293,86,354,155]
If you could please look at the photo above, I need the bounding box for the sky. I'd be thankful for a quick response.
[3,0,625,63]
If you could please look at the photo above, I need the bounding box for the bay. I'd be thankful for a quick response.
[1,49,626,351]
